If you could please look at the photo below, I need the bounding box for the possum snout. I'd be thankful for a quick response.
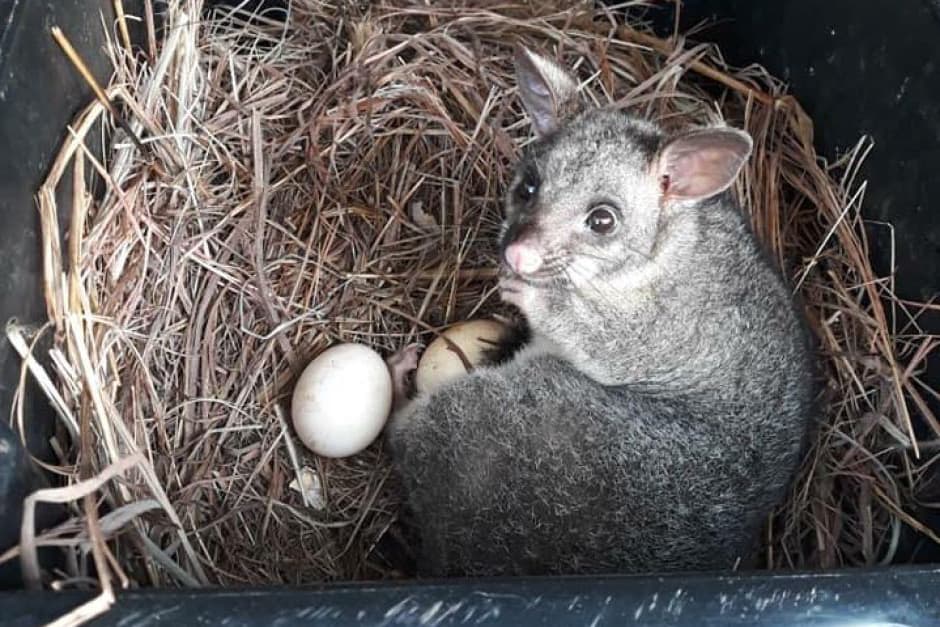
[500,217,544,276]
[504,241,543,275]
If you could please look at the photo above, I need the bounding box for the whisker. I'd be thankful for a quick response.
[576,247,652,265]
[564,264,625,315]
[520,253,570,282]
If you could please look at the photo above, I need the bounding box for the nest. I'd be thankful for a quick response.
[4,0,939,620]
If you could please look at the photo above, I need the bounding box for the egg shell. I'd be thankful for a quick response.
[415,319,508,395]
[291,343,392,458]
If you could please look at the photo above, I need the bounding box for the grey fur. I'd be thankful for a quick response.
[386,48,816,577]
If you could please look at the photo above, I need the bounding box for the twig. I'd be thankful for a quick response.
[574,14,778,106]
[114,0,132,54]
[144,0,157,62]
[51,26,149,156]
[20,453,145,589]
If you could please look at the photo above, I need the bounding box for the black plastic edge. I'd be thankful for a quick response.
[4,565,940,626]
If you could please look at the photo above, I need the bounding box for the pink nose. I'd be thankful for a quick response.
[504,242,543,275]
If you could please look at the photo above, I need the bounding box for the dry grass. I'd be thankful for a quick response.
[5,0,939,606]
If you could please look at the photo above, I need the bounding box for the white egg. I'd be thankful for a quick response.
[291,343,392,458]
[415,319,508,395]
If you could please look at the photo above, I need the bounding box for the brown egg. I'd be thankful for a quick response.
[415,319,509,394]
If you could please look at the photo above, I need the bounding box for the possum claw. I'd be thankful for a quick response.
[499,276,527,309]
[387,343,422,411]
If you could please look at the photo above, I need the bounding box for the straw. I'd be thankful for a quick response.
[10,0,937,595]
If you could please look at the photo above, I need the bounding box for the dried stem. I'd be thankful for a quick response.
[12,0,937,598]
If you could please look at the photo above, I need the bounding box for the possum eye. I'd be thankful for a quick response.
[585,204,618,235]
[514,171,539,204]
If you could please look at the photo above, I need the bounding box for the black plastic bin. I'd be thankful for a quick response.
[2,0,939,624]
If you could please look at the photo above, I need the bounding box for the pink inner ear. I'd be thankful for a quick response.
[666,149,738,199]
[660,130,751,202]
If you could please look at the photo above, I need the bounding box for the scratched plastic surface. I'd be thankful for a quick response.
[3,567,939,625]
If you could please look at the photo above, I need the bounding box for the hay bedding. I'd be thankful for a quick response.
[5,0,940,612]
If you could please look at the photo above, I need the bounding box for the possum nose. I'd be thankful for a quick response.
[504,242,543,275]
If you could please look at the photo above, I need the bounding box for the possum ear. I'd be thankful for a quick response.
[656,128,753,201]
[513,46,581,136]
